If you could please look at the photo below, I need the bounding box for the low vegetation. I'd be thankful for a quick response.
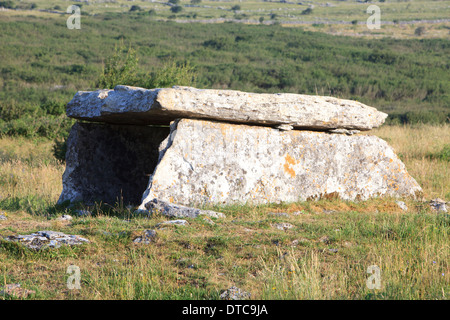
[0,14,448,142]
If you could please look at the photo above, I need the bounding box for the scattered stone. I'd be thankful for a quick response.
[0,212,7,220]
[272,222,294,230]
[292,210,305,215]
[67,85,388,131]
[429,198,447,213]
[156,220,189,228]
[219,286,251,300]
[133,230,157,244]
[0,284,35,299]
[144,198,225,219]
[396,201,408,211]
[291,239,299,246]
[323,209,337,214]
[3,230,89,250]
[328,248,339,253]
[58,215,73,221]
[268,212,290,217]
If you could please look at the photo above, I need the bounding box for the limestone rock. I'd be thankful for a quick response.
[139,119,422,208]
[156,220,189,228]
[219,286,251,300]
[430,198,447,213]
[144,198,225,219]
[66,85,387,131]
[273,222,294,230]
[4,231,89,250]
[58,215,73,221]
[133,230,157,244]
[396,201,408,211]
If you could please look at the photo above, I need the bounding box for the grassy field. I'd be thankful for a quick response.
[0,124,448,300]
[0,0,449,300]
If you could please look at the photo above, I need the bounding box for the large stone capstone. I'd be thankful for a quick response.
[58,86,421,209]
[66,85,387,131]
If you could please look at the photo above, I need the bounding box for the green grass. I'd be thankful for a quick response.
[0,123,448,300]
[0,198,448,299]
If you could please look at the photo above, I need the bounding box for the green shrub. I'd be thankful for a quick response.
[0,0,15,9]
[142,60,196,88]
[96,42,139,89]
[129,5,141,12]
[170,5,182,13]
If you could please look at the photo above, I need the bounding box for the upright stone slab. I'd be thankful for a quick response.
[66,85,388,131]
[138,119,422,208]
[58,122,170,205]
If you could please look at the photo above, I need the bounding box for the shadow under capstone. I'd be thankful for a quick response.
[58,122,170,206]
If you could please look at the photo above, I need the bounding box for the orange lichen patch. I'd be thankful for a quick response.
[283,154,297,178]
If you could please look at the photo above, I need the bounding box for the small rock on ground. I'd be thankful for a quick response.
[396,201,408,211]
[272,222,294,230]
[58,215,73,221]
[430,198,447,213]
[145,199,225,219]
[133,230,157,244]
[220,286,251,300]
[4,230,89,250]
[156,220,190,228]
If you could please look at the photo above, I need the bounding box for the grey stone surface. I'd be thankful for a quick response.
[4,230,89,250]
[156,220,190,228]
[430,198,447,213]
[133,230,157,244]
[144,198,225,219]
[396,201,408,211]
[273,222,294,230]
[219,286,251,300]
[58,215,73,221]
[0,212,7,220]
[58,122,170,205]
[139,119,422,208]
[66,85,387,131]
